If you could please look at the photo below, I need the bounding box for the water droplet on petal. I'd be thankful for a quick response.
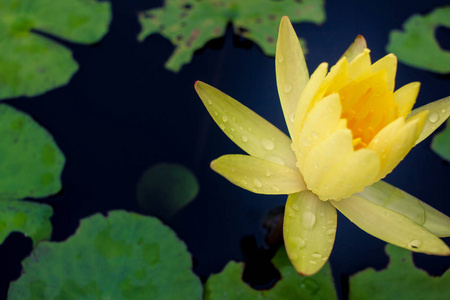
[440,108,447,114]
[241,179,248,185]
[278,55,284,63]
[301,212,316,230]
[311,131,319,139]
[214,111,219,116]
[219,124,225,130]
[241,135,249,142]
[288,236,306,249]
[289,113,295,123]
[428,112,439,123]
[265,169,272,177]
[408,239,422,249]
[313,162,319,169]
[261,138,275,150]
[253,178,262,188]
[284,84,292,93]
[272,185,280,192]
[311,252,322,259]
[222,115,228,122]
[207,99,212,105]
[291,204,300,211]
[309,260,317,265]
[326,228,335,235]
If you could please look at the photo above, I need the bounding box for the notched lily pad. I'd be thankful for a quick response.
[386,6,450,74]
[8,210,202,299]
[431,120,450,161]
[136,163,199,218]
[138,0,325,72]
[0,201,52,247]
[0,0,112,99]
[0,104,65,200]
[349,244,450,300]
[205,246,337,299]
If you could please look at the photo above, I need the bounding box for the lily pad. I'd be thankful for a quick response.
[8,210,202,299]
[136,163,199,217]
[0,0,112,99]
[431,120,450,161]
[0,104,65,201]
[0,201,53,247]
[205,246,337,299]
[349,244,450,300]
[138,0,325,72]
[386,6,450,74]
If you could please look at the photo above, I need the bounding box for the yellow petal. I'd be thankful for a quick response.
[293,63,328,144]
[211,154,306,195]
[341,35,367,62]
[296,93,342,168]
[302,128,380,200]
[408,96,450,145]
[284,191,337,276]
[368,112,427,183]
[276,16,309,137]
[361,181,450,237]
[371,53,397,92]
[348,49,372,81]
[321,57,349,96]
[195,81,297,168]
[331,195,450,256]
[394,82,420,117]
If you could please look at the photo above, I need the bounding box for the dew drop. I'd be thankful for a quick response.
[214,111,219,116]
[288,236,306,249]
[408,239,422,249]
[311,252,322,259]
[428,112,439,123]
[289,113,295,123]
[222,115,228,122]
[301,212,316,230]
[219,124,225,130]
[265,169,272,177]
[261,138,275,150]
[231,127,235,132]
[253,178,262,188]
[313,162,319,169]
[241,179,248,186]
[291,203,300,211]
[241,135,249,142]
[278,55,285,63]
[207,99,212,105]
[326,228,335,235]
[272,185,280,192]
[284,84,292,93]
[311,131,319,139]
[440,108,447,114]
[309,260,317,265]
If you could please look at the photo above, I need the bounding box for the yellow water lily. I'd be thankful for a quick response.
[195,16,450,276]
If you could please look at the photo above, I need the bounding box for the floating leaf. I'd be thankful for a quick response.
[138,0,325,72]
[431,120,450,161]
[349,244,450,300]
[8,210,202,299]
[0,104,65,200]
[136,163,199,217]
[0,201,52,247]
[0,0,112,99]
[205,246,337,299]
[386,6,450,74]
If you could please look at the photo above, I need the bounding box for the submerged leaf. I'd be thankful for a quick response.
[0,201,52,247]
[386,6,450,74]
[8,210,202,299]
[350,244,450,300]
[0,0,111,99]
[138,0,325,72]
[0,104,65,201]
[136,163,199,217]
[431,120,450,161]
[205,246,337,299]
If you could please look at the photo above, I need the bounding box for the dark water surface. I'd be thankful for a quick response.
[1,0,449,299]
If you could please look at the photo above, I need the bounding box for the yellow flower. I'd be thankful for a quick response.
[195,16,450,276]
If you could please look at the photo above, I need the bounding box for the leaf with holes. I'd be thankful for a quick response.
[0,201,52,247]
[349,244,450,300]
[431,120,450,161]
[0,0,111,100]
[8,210,203,299]
[204,246,337,300]
[386,6,450,74]
[138,0,325,72]
[0,104,65,201]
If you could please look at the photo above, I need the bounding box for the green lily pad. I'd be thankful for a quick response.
[0,0,111,100]
[386,6,450,74]
[8,210,203,299]
[0,104,65,201]
[349,244,450,300]
[136,163,199,217]
[0,201,52,247]
[138,0,325,72]
[204,246,337,299]
[431,120,450,161]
